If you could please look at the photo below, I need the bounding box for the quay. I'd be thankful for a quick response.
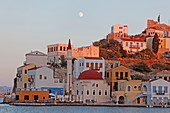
[9,103,170,108]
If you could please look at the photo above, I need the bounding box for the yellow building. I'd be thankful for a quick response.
[110,65,131,92]
[16,64,36,88]
[112,80,149,104]
[15,88,49,103]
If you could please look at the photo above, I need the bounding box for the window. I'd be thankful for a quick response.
[158,86,162,93]
[24,83,27,88]
[39,75,42,79]
[126,42,128,46]
[95,63,98,69]
[99,63,103,68]
[44,76,47,80]
[93,90,95,95]
[119,27,123,29]
[107,72,109,78]
[127,86,131,92]
[86,63,89,67]
[96,84,98,87]
[105,90,107,95]
[16,95,19,100]
[91,63,94,69]
[77,90,79,95]
[138,86,141,91]
[120,72,123,79]
[136,43,139,47]
[130,42,132,47]
[79,63,81,66]
[159,77,162,79]
[164,86,168,93]
[141,43,143,47]
[134,86,137,89]
[63,47,66,51]
[24,95,29,100]
[87,90,89,95]
[43,97,45,99]
[153,86,156,93]
[164,77,167,80]
[56,47,58,51]
[82,63,84,66]
[99,90,101,95]
[34,95,38,101]
[25,70,27,74]
[130,49,132,52]
[60,46,62,51]
[116,72,119,77]
[125,72,128,77]
[110,64,113,68]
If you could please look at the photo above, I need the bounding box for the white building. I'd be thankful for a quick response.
[28,67,65,89]
[24,51,47,67]
[117,38,146,53]
[150,79,170,105]
[73,57,105,79]
[74,70,110,103]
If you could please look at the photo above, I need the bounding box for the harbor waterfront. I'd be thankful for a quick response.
[0,104,170,113]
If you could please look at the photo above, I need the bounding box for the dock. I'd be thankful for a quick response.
[9,103,170,108]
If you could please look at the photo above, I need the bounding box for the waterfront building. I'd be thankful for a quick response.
[74,70,110,103]
[24,51,47,67]
[150,79,170,105]
[117,38,146,53]
[73,57,105,79]
[112,80,151,105]
[15,88,49,103]
[109,65,131,92]
[16,64,37,89]
[28,67,65,95]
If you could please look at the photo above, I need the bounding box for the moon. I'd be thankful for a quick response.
[78,12,84,17]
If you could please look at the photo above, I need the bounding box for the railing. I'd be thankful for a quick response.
[156,92,165,95]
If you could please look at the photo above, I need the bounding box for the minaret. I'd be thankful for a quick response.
[66,39,73,95]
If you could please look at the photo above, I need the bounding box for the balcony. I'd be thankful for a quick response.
[156,92,165,95]
[129,45,140,49]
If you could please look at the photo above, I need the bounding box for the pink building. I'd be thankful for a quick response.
[111,24,128,34]
[47,43,99,64]
[146,27,164,37]
[74,70,110,103]
[117,38,146,53]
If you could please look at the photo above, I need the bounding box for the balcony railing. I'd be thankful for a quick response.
[156,92,165,95]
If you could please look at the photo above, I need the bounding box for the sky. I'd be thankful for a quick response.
[0,0,170,87]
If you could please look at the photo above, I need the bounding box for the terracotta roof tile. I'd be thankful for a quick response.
[120,38,145,42]
[84,57,103,60]
[78,70,103,80]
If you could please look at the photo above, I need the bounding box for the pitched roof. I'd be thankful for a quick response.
[78,70,103,80]
[67,39,72,50]
[120,38,145,42]
[25,51,47,56]
[84,57,103,60]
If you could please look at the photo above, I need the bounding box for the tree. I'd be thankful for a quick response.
[152,33,159,54]
[130,62,151,73]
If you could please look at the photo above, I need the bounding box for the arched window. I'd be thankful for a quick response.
[127,86,131,92]
[39,75,42,79]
